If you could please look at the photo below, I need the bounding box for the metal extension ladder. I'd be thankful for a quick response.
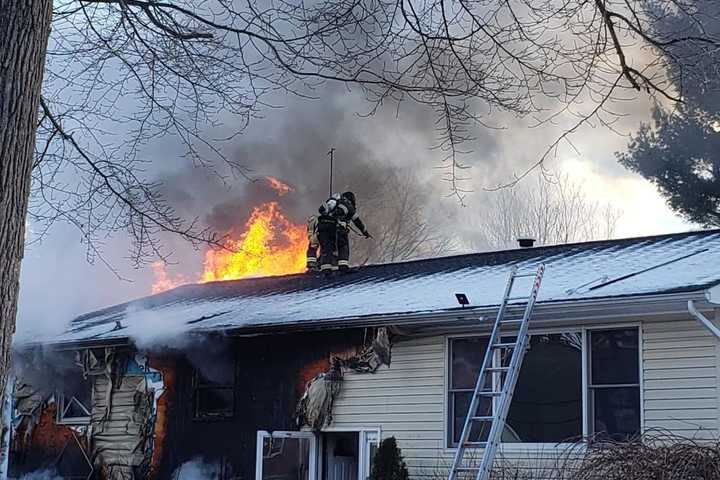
[448,264,546,480]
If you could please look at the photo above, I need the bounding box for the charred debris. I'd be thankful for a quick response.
[7,327,392,479]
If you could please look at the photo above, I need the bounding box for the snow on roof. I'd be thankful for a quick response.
[52,229,720,345]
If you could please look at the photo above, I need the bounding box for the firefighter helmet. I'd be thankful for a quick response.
[341,191,356,206]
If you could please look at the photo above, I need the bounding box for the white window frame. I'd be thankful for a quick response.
[359,430,380,480]
[56,392,92,426]
[444,323,643,452]
[255,430,318,480]
[586,327,644,439]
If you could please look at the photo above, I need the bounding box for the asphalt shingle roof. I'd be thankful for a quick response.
[54,229,720,344]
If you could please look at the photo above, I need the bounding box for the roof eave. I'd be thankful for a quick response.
[217,289,715,336]
[38,289,716,351]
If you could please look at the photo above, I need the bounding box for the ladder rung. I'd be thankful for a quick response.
[477,390,502,396]
[454,466,481,471]
[471,416,493,422]
[500,318,523,324]
[463,441,487,447]
[485,366,509,372]
[492,342,516,349]
[513,273,537,278]
[506,296,529,301]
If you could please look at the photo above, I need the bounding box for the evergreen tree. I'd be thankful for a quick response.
[370,437,409,480]
[618,1,720,227]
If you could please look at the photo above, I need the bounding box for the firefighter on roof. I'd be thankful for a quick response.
[316,191,370,272]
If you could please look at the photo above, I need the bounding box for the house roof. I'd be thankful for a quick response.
[52,229,720,345]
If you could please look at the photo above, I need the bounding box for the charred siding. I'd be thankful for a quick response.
[92,375,154,478]
[155,329,365,480]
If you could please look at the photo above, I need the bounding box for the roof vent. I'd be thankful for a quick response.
[517,238,535,248]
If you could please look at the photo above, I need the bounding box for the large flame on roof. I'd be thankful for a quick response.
[202,202,307,282]
[151,176,308,293]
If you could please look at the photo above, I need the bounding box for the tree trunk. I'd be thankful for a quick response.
[0,0,53,401]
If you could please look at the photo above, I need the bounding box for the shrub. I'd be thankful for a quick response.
[371,437,409,480]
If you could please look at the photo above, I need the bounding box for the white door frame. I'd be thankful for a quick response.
[256,430,318,480]
[358,430,380,480]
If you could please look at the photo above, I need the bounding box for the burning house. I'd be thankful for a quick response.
[8,229,720,479]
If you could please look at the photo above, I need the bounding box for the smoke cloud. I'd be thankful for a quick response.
[17,71,692,344]
[17,470,62,480]
[12,347,87,399]
[172,457,222,479]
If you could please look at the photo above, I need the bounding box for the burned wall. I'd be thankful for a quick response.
[10,348,163,479]
[154,329,365,480]
[10,328,367,479]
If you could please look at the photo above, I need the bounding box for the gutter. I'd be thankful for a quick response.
[687,285,720,339]
[215,290,708,335]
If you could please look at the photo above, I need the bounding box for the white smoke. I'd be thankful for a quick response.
[17,469,62,480]
[172,457,222,479]
[123,304,195,351]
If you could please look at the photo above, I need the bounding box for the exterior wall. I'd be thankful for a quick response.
[330,315,720,478]
[155,329,366,480]
[330,335,448,478]
[642,316,720,439]
[10,329,367,479]
[10,313,720,479]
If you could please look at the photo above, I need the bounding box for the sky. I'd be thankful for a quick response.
[16,81,696,343]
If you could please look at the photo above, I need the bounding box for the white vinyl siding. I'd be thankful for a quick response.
[330,314,720,478]
[641,317,720,439]
[330,336,448,478]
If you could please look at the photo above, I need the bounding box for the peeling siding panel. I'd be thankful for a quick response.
[92,374,152,478]
[642,317,720,439]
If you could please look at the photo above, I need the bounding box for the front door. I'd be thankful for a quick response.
[321,430,379,480]
[322,432,358,480]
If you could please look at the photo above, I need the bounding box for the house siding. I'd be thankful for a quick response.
[330,316,720,478]
[641,317,720,439]
[330,335,448,478]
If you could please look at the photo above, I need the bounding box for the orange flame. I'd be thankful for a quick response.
[202,202,307,282]
[265,176,293,196]
[150,262,187,294]
[151,201,308,293]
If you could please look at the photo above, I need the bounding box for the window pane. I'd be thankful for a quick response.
[72,376,92,408]
[451,338,489,390]
[58,375,92,423]
[451,392,492,444]
[262,437,311,480]
[592,387,640,441]
[504,333,583,443]
[196,365,235,386]
[64,397,90,418]
[196,388,234,418]
[590,329,639,385]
